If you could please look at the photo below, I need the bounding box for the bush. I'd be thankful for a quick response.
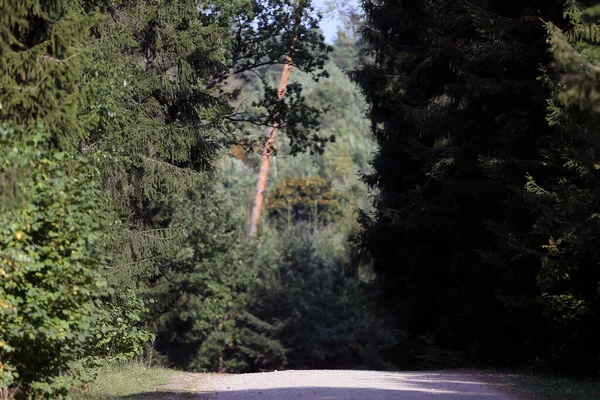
[0,126,109,399]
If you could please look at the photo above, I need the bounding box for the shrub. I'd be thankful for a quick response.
[0,125,109,399]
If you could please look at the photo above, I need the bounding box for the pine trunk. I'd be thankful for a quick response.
[248,53,295,236]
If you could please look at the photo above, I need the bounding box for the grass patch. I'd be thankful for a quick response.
[79,363,177,400]
[504,373,600,400]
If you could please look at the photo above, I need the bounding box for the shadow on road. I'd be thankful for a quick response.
[114,393,205,400]
[118,384,509,400]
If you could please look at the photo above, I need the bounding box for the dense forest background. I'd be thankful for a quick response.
[1,0,600,398]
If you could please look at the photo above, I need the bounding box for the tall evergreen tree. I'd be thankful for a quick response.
[508,0,600,371]
[353,0,563,367]
[0,0,91,146]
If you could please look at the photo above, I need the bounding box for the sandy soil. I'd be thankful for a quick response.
[156,370,519,399]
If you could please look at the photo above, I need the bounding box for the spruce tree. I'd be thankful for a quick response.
[353,0,563,367]
[515,0,600,371]
[0,0,91,146]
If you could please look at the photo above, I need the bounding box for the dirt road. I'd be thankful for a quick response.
[159,370,518,399]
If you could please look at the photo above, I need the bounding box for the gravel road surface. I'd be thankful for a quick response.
[164,370,518,399]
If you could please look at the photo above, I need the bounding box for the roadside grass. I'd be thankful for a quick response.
[503,373,600,400]
[79,363,176,400]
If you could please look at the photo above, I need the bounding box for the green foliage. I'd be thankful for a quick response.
[329,7,367,73]
[145,186,286,372]
[233,71,386,371]
[1,0,384,390]
[214,32,388,370]
[87,0,234,200]
[0,1,155,396]
[330,31,361,71]
[0,0,92,147]
[352,0,576,369]
[0,125,109,399]
[81,0,333,299]
[89,291,155,366]
[514,1,600,371]
[231,0,330,76]
[80,0,241,296]
[250,225,396,369]
[266,176,343,226]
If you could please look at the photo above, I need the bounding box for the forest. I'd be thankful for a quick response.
[1,0,600,398]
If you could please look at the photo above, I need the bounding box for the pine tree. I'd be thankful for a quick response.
[216,34,387,369]
[329,6,366,72]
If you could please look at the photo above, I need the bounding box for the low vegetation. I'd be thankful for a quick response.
[503,373,600,400]
[80,364,176,400]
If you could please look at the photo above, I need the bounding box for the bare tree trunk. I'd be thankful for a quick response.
[248,49,296,236]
